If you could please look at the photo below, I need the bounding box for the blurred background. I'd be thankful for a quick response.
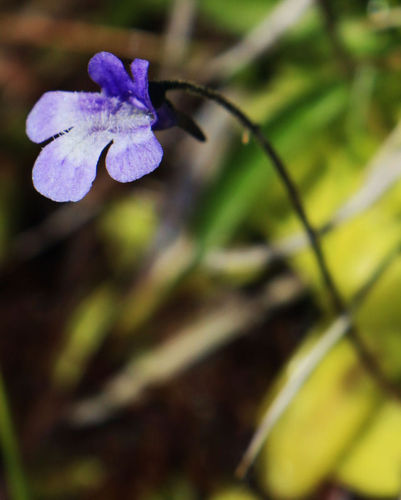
[2,0,401,498]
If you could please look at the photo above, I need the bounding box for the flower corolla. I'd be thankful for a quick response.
[26,52,174,202]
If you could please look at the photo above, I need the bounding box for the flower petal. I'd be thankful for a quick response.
[105,127,163,183]
[26,91,106,143]
[88,52,135,99]
[32,130,110,202]
[130,59,154,111]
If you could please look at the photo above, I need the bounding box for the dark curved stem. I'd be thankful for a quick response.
[157,79,401,400]
[158,80,344,311]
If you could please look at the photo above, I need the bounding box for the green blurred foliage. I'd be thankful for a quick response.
[30,458,104,499]
[209,486,260,500]
[199,0,276,34]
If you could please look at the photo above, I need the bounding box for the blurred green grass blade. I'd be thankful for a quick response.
[52,285,116,390]
[199,0,276,34]
[0,371,30,500]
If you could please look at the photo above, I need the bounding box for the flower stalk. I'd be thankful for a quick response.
[157,80,344,312]
[157,79,401,401]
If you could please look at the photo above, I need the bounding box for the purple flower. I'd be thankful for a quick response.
[26,52,175,202]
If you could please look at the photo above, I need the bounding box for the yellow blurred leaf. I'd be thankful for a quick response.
[258,340,380,498]
[335,399,401,497]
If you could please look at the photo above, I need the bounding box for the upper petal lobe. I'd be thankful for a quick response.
[130,59,153,111]
[88,52,136,99]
